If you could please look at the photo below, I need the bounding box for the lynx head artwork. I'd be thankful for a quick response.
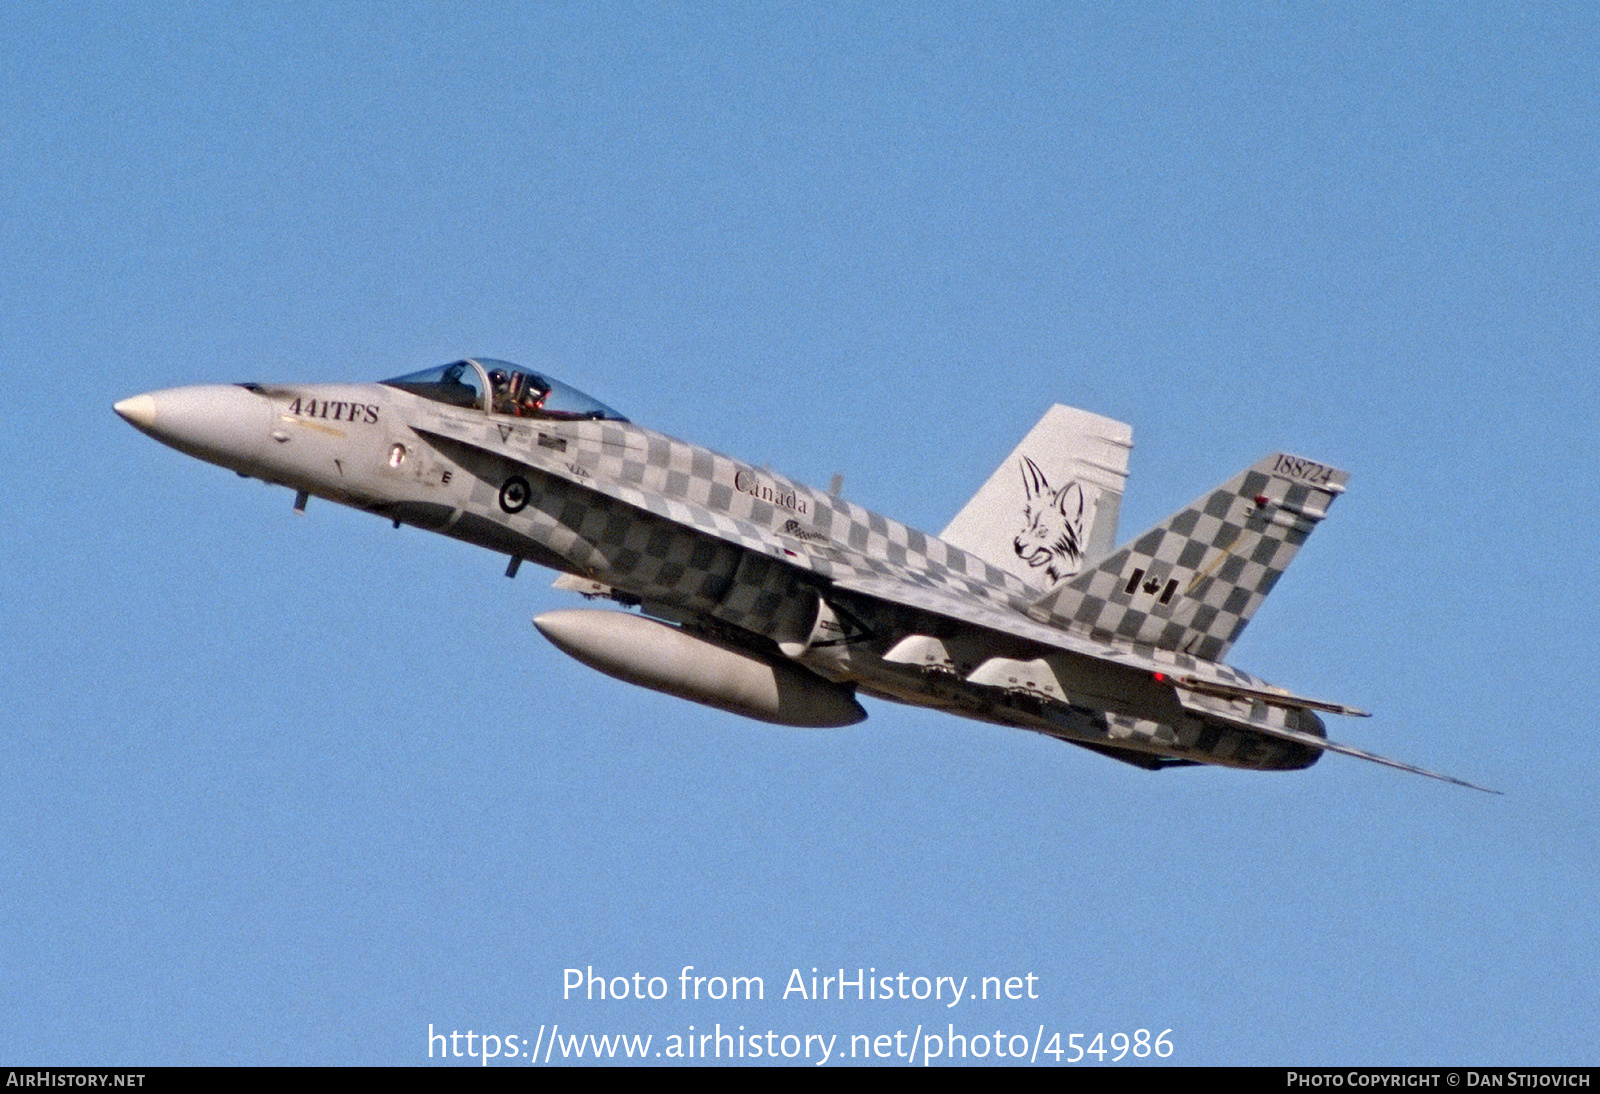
[1012,456,1086,585]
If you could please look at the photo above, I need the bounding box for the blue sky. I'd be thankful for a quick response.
[3,2,1596,1065]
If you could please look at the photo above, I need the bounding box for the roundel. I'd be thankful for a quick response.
[499,476,531,514]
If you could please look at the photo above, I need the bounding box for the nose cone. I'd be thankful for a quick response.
[114,384,273,473]
[113,394,158,430]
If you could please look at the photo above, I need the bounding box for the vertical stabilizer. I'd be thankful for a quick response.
[940,405,1133,589]
[1028,453,1349,661]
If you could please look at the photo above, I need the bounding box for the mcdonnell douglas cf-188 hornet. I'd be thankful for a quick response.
[115,359,1492,792]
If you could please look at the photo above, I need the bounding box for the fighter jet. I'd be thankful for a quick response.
[115,358,1492,792]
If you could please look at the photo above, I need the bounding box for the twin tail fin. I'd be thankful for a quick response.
[940,404,1134,589]
[1028,453,1348,662]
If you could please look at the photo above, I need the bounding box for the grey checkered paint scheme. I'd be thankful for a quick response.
[393,399,1498,790]
[1031,454,1348,662]
[412,406,1043,625]
[414,405,1343,681]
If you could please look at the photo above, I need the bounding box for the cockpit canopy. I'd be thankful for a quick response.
[381,359,627,422]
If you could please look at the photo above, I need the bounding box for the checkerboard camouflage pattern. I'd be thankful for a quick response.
[403,386,1489,790]
[416,402,1337,671]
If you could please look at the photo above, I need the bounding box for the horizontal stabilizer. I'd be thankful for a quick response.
[1229,716,1498,794]
[1147,670,1492,790]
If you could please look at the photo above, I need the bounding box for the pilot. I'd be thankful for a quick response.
[488,368,517,415]
[520,376,551,416]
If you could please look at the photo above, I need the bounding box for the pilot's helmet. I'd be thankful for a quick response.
[488,368,509,388]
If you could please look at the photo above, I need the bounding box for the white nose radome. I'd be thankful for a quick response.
[113,384,272,473]
[113,394,158,430]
